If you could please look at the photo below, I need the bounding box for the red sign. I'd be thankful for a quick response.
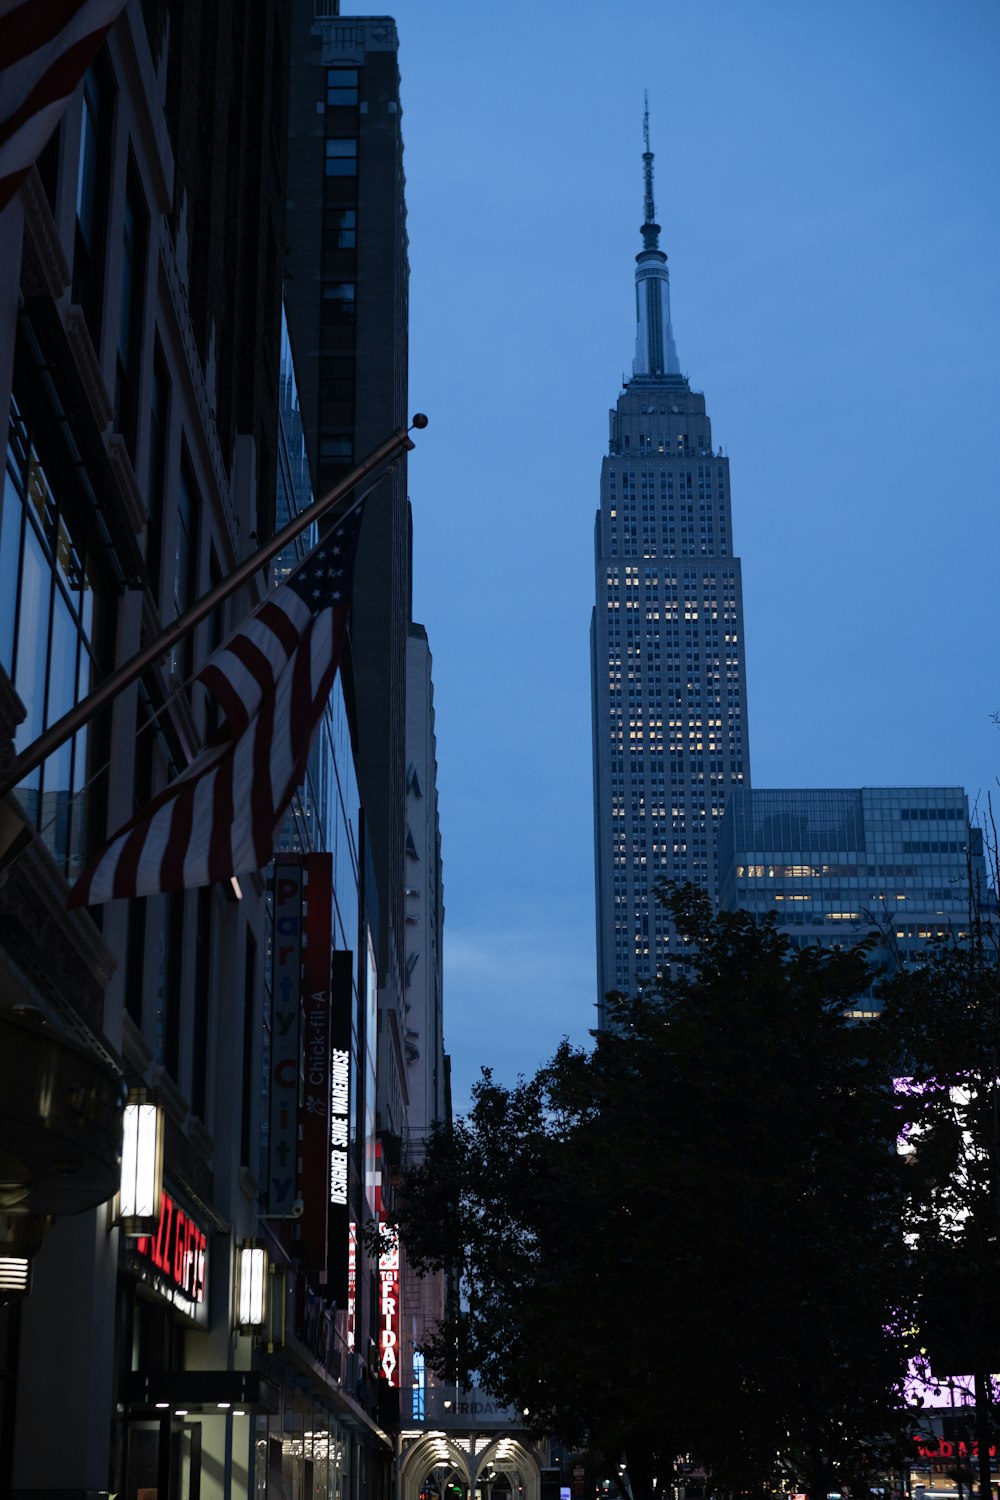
[347,1221,357,1351]
[379,1225,400,1385]
[135,1190,207,1305]
[914,1439,997,1462]
[375,1141,400,1385]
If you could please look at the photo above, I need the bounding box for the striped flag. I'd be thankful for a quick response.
[0,0,127,214]
[67,506,363,907]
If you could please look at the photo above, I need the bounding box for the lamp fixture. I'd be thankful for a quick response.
[0,1253,31,1298]
[117,1089,164,1236]
[0,1213,49,1302]
[236,1241,268,1332]
[264,1263,286,1352]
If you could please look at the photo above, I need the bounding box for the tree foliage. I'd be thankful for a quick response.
[396,886,917,1500]
[880,876,1000,1394]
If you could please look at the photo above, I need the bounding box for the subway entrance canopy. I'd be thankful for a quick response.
[399,1389,542,1500]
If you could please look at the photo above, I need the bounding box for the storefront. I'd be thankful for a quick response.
[114,1176,267,1499]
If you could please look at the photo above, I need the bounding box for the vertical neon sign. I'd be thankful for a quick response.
[379,1224,400,1386]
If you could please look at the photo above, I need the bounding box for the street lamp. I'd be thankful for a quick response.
[236,1241,269,1332]
[116,1089,164,1236]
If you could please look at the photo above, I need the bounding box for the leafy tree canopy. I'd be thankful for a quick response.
[396,887,917,1500]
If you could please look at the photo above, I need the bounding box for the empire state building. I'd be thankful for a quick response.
[591,112,751,1018]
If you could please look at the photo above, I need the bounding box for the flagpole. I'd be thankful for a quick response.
[0,417,427,802]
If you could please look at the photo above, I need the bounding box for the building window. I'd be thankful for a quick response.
[2,393,107,874]
[326,68,358,106]
[114,163,149,458]
[146,340,170,603]
[242,926,258,1171]
[325,139,357,177]
[322,281,356,323]
[73,62,113,343]
[330,207,356,248]
[173,455,198,683]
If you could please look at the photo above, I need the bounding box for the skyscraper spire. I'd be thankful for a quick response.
[632,98,681,380]
[641,91,658,250]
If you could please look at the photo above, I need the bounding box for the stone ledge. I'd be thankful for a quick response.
[64,305,113,431]
[105,432,149,533]
[18,165,70,299]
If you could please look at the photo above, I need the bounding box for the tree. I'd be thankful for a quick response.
[395,886,916,1500]
[880,857,1000,1499]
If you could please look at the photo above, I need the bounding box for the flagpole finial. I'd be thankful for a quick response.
[410,412,429,429]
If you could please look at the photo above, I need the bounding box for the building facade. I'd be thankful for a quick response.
[0,1,438,1495]
[591,117,751,1018]
[0,1,292,1494]
[285,3,411,1023]
[399,622,448,1426]
[717,786,987,1014]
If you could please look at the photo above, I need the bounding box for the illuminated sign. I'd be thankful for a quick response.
[330,1048,349,1205]
[268,860,303,1215]
[134,1190,207,1310]
[913,1438,997,1462]
[378,1223,400,1386]
[347,1221,357,1351]
[326,950,354,1303]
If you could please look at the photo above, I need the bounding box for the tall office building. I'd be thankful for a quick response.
[592,116,751,1018]
[718,786,988,1016]
[285,4,410,1017]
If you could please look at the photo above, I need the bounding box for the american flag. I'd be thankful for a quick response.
[67,507,363,908]
[0,0,127,214]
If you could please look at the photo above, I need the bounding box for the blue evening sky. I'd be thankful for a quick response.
[351,0,1000,1109]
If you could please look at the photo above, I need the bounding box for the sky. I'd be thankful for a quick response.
[345,0,1000,1111]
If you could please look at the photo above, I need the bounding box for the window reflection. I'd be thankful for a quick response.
[3,395,104,874]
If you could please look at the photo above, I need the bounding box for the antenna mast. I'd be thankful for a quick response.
[642,91,656,227]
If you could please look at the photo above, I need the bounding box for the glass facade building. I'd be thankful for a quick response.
[717,786,987,1015]
[591,121,751,1018]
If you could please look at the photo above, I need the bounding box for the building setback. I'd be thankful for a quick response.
[718,786,988,1014]
[591,114,751,1018]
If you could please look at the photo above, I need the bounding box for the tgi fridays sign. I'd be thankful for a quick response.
[375,1144,400,1386]
[378,1224,400,1385]
[132,1190,208,1323]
